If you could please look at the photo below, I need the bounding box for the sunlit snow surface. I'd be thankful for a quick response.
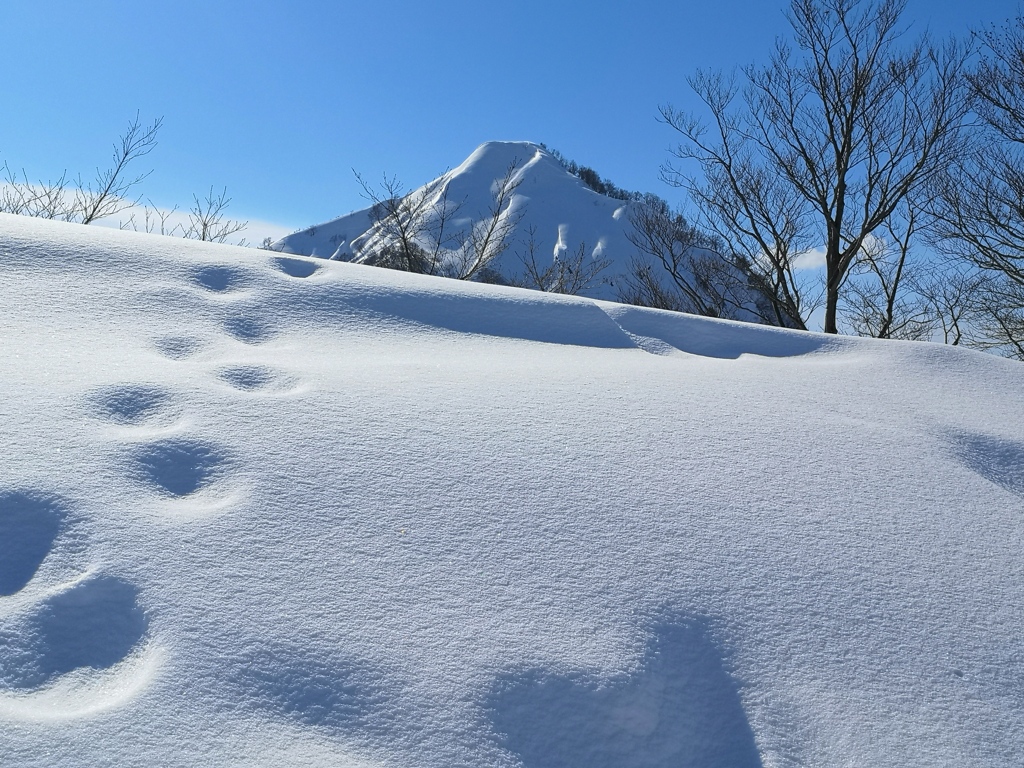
[2,214,1023,767]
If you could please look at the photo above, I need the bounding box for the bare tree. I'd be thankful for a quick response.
[76,114,162,224]
[623,195,789,323]
[2,114,163,223]
[3,114,253,247]
[353,172,460,274]
[448,161,524,280]
[1,165,74,219]
[661,0,970,333]
[181,187,248,243]
[839,197,935,339]
[913,262,990,347]
[929,14,1024,355]
[352,160,525,281]
[513,226,612,295]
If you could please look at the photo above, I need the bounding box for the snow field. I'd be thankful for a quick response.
[0,214,1023,766]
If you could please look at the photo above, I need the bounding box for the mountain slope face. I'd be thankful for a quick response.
[3,214,1024,768]
[272,141,775,321]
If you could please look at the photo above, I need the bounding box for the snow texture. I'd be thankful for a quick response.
[2,213,1024,767]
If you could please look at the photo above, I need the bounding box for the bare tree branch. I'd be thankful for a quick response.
[661,0,970,333]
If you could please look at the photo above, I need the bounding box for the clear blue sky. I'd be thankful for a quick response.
[1,0,1017,237]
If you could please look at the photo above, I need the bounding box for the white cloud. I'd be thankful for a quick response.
[793,246,827,271]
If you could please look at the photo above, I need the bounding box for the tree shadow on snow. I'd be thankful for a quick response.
[952,432,1024,501]
[487,616,763,768]
[226,641,395,737]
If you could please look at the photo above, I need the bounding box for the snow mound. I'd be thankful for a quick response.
[2,214,1024,767]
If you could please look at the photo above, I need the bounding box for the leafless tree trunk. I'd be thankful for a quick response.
[449,161,524,280]
[623,195,791,323]
[353,172,460,274]
[661,0,969,334]
[76,114,162,224]
[928,15,1024,356]
[353,160,525,281]
[512,226,612,295]
[181,187,248,243]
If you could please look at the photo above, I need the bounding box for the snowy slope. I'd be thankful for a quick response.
[2,213,1024,767]
[273,142,649,300]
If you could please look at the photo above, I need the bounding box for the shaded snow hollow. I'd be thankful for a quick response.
[2,214,1024,767]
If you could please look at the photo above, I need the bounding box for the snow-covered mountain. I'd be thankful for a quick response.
[272,142,774,322]
[3,214,1024,767]
[274,142,633,292]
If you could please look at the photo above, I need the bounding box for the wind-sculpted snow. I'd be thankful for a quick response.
[342,284,637,349]
[598,302,834,359]
[2,214,1024,767]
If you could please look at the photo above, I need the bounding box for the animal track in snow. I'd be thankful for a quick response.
[131,439,229,497]
[224,316,274,345]
[0,492,65,597]
[217,365,296,393]
[272,256,322,279]
[154,335,207,360]
[0,489,153,714]
[88,384,174,426]
[0,576,148,692]
[193,264,250,293]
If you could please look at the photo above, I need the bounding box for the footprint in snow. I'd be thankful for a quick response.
[217,365,297,394]
[272,255,322,279]
[130,438,230,498]
[153,334,207,360]
[0,492,151,705]
[193,264,250,294]
[87,383,176,426]
[0,575,149,692]
[0,491,66,597]
[224,315,274,345]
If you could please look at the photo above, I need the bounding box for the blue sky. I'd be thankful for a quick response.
[1,0,1017,238]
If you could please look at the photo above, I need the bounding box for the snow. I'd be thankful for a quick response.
[2,212,1024,767]
[272,141,646,299]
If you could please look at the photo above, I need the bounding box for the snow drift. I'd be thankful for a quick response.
[2,213,1023,767]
